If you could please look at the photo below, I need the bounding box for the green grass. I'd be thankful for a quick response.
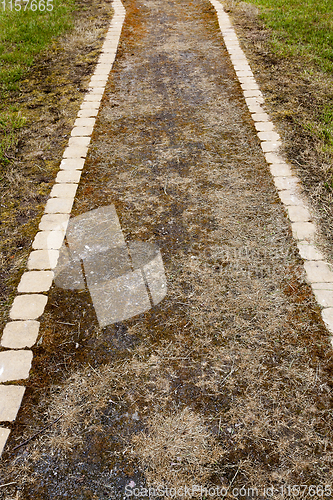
[0,0,76,162]
[242,0,333,73]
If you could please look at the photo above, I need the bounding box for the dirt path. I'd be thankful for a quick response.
[1,0,333,497]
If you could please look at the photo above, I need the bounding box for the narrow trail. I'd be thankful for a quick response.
[1,0,333,497]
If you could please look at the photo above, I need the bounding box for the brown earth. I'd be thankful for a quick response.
[1,0,333,498]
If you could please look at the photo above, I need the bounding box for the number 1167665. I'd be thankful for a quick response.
[1,0,53,11]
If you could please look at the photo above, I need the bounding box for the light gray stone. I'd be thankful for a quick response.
[258,131,280,142]
[0,428,10,455]
[304,261,333,283]
[265,152,284,164]
[39,213,70,231]
[9,294,48,320]
[74,117,96,127]
[245,96,264,106]
[311,282,333,290]
[297,243,324,261]
[278,190,304,206]
[313,290,333,307]
[83,94,103,103]
[0,385,25,421]
[287,205,311,222]
[251,112,270,122]
[60,158,85,170]
[50,183,78,199]
[80,101,101,109]
[70,126,94,137]
[273,176,299,191]
[0,350,33,382]
[77,108,99,118]
[244,89,263,98]
[28,250,59,270]
[269,163,292,177]
[240,80,259,91]
[56,170,82,183]
[322,308,333,334]
[291,222,316,242]
[255,121,274,132]
[45,197,74,214]
[1,321,40,348]
[236,70,254,77]
[18,271,54,293]
[33,231,65,250]
[63,146,88,159]
[68,136,91,147]
[143,252,167,305]
[261,141,281,152]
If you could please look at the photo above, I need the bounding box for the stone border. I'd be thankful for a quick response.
[0,0,126,458]
[209,0,333,338]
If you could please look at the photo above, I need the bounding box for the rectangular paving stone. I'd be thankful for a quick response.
[322,308,333,335]
[83,94,103,103]
[63,146,88,159]
[9,294,48,320]
[265,152,284,164]
[255,121,274,132]
[244,89,263,98]
[74,117,96,127]
[56,170,82,183]
[312,283,333,290]
[258,130,280,142]
[50,183,78,199]
[18,271,54,293]
[261,141,281,153]
[0,350,33,382]
[274,176,299,191]
[80,101,101,110]
[287,205,311,222]
[297,243,324,261]
[278,190,304,206]
[39,213,70,231]
[0,386,25,421]
[313,290,333,307]
[28,249,59,270]
[1,321,40,348]
[70,126,94,137]
[291,222,316,242]
[77,108,99,118]
[68,136,91,147]
[269,163,292,177]
[33,231,65,250]
[241,81,260,91]
[251,112,270,122]
[45,197,74,214]
[60,158,86,170]
[304,261,333,283]
[0,428,10,455]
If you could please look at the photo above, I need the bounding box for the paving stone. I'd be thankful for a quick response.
[251,112,270,122]
[278,190,304,206]
[241,81,260,91]
[27,249,59,270]
[93,67,112,75]
[56,170,82,183]
[74,117,96,127]
[0,350,33,382]
[312,282,333,290]
[297,243,324,261]
[235,70,254,77]
[255,121,274,132]
[234,64,252,72]
[70,126,94,137]
[78,108,99,118]
[244,89,262,98]
[9,294,48,320]
[313,290,333,307]
[80,101,101,109]
[60,158,85,170]
[68,136,91,147]
[0,428,10,455]
[45,197,74,214]
[304,261,333,283]
[258,130,280,142]
[63,146,88,159]
[33,230,65,250]
[265,152,284,164]
[321,308,333,334]
[273,176,299,191]
[291,222,316,242]
[286,205,311,222]
[246,103,264,114]
[269,163,292,176]
[50,183,78,198]
[87,88,105,96]
[18,271,54,293]
[1,321,40,348]
[39,213,70,231]
[245,96,264,105]
[0,386,25,421]
[84,94,103,103]
[90,74,108,82]
[261,141,281,153]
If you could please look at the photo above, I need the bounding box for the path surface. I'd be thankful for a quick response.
[1,0,333,497]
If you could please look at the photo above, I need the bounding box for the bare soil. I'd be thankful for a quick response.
[1,0,333,498]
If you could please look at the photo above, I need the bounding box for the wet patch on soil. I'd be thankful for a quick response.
[1,0,333,497]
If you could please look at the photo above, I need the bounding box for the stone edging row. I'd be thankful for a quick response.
[0,0,126,457]
[209,0,333,334]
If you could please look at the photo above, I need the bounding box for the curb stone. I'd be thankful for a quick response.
[210,0,333,342]
[0,0,126,457]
